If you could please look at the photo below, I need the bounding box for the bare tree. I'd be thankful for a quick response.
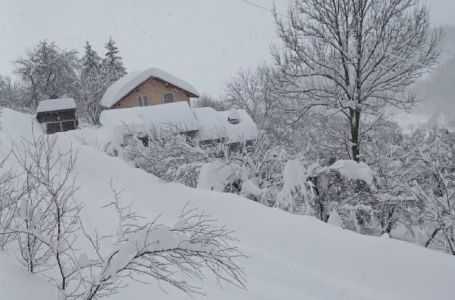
[194,94,228,111]
[407,129,455,255]
[273,0,441,161]
[78,191,246,300]
[12,132,80,282]
[225,64,280,130]
[15,40,78,109]
[0,151,20,249]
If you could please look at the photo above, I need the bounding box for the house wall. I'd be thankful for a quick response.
[112,78,190,109]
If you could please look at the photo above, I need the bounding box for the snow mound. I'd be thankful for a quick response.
[101,67,199,108]
[328,209,344,228]
[36,98,76,113]
[192,107,258,143]
[329,160,374,185]
[197,161,237,192]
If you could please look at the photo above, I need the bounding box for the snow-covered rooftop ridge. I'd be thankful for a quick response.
[36,98,76,113]
[100,68,200,108]
[192,107,258,143]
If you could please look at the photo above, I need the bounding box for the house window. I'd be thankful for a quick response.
[163,93,174,103]
[137,95,148,106]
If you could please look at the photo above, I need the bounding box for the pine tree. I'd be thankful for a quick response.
[81,41,101,78]
[76,41,105,125]
[102,37,126,83]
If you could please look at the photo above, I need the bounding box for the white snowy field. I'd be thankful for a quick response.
[0,108,455,300]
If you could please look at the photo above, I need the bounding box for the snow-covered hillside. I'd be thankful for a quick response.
[1,108,455,300]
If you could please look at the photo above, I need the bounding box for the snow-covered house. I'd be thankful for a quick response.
[99,102,258,150]
[100,68,199,109]
[36,98,78,134]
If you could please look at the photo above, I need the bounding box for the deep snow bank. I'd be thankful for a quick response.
[0,108,455,300]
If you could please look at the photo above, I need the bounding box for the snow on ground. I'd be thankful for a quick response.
[1,108,455,300]
[0,252,55,299]
[197,161,237,192]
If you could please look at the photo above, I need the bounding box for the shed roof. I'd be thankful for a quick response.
[100,68,200,108]
[36,98,77,113]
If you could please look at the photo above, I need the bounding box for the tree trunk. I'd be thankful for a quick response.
[350,109,361,162]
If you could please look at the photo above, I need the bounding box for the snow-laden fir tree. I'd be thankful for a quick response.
[76,42,105,124]
[81,42,101,78]
[102,37,126,84]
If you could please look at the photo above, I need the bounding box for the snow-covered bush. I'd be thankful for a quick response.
[403,127,455,254]
[311,160,383,234]
[122,133,211,188]
[275,160,315,214]
[196,133,292,207]
[361,124,455,252]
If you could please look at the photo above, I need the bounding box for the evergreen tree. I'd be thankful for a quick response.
[102,37,126,83]
[75,41,105,125]
[81,41,101,78]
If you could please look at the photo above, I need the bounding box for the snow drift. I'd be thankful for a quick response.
[0,108,454,300]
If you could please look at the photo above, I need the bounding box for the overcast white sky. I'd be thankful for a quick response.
[0,0,454,96]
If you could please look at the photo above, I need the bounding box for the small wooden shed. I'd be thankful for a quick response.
[36,98,78,134]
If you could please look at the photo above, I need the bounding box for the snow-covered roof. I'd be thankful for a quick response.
[100,102,200,139]
[100,104,258,145]
[192,107,258,143]
[100,68,200,108]
[36,98,76,113]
